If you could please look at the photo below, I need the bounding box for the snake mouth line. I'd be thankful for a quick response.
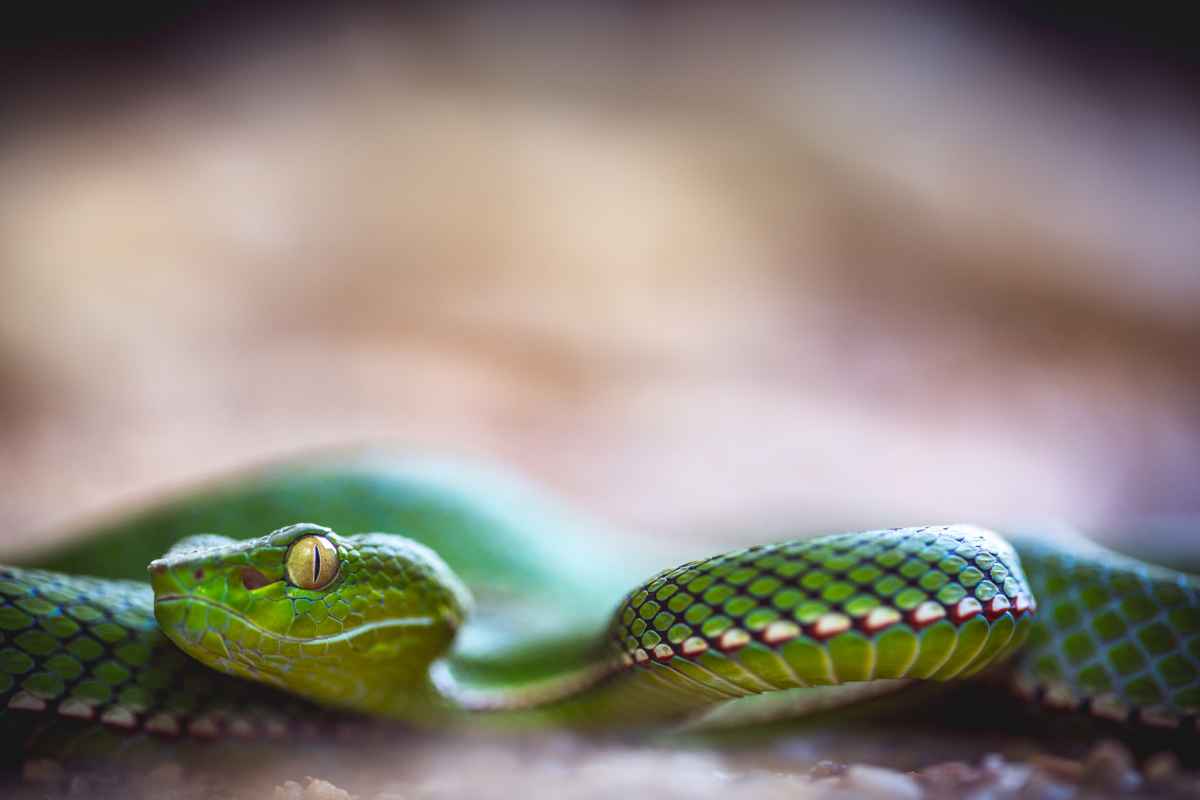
[156,595,436,645]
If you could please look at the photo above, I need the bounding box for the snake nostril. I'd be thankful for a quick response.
[193,568,205,581]
[241,567,271,591]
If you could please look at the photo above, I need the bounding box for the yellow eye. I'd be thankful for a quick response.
[286,535,339,590]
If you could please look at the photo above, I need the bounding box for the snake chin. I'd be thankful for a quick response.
[155,595,441,697]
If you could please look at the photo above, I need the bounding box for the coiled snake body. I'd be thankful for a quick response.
[2,457,1198,759]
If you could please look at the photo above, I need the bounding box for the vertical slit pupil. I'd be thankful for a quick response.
[313,542,321,583]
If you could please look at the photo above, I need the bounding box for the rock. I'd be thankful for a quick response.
[842,764,923,799]
[1021,773,1078,800]
[1143,752,1179,783]
[918,760,979,787]
[21,759,64,785]
[918,760,999,799]
[1082,740,1140,792]
[1028,754,1085,784]
[808,760,846,779]
[274,777,356,800]
[276,780,305,800]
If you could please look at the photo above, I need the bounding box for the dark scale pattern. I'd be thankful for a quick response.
[0,566,321,743]
[608,525,1035,683]
[1015,536,1200,728]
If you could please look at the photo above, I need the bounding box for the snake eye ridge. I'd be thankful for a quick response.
[286,535,339,590]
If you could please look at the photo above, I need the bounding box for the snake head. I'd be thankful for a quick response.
[149,523,471,715]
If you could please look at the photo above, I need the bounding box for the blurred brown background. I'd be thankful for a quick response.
[2,3,1199,553]
[3,5,1200,797]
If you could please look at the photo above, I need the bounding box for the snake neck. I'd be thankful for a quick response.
[424,525,1040,729]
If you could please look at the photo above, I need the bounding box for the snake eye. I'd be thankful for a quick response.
[285,535,339,590]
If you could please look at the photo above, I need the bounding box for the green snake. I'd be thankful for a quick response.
[2,456,1198,761]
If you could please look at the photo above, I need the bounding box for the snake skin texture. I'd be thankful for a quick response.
[2,461,1199,760]
[0,566,321,750]
[1015,536,1200,729]
[607,526,1035,700]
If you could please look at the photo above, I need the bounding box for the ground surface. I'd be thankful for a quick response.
[7,725,1200,799]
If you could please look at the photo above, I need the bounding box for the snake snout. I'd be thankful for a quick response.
[148,560,188,600]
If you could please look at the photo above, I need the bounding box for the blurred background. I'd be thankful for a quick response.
[3,2,1200,795]
[2,3,1197,554]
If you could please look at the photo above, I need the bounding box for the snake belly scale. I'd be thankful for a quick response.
[1,457,1199,760]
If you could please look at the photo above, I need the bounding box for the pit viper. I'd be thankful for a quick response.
[2,457,1197,761]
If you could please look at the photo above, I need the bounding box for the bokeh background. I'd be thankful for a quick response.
[2,3,1199,795]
